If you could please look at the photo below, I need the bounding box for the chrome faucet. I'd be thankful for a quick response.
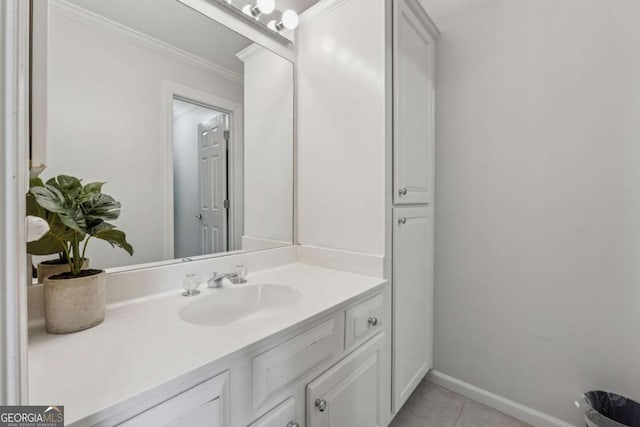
[207,272,238,288]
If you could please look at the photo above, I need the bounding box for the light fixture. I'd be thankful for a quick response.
[281,9,299,29]
[267,9,299,32]
[242,0,275,18]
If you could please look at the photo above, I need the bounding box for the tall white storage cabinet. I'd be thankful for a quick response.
[391,0,438,414]
[297,0,438,422]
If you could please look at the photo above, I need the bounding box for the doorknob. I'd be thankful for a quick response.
[315,398,327,412]
[195,214,202,220]
[398,187,408,196]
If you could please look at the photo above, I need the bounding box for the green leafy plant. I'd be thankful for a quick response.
[27,175,134,276]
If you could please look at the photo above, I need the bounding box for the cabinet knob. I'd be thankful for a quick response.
[398,217,407,225]
[286,422,299,427]
[368,317,379,327]
[399,187,408,196]
[195,213,202,220]
[315,398,327,412]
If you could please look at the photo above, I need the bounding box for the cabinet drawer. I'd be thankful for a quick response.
[117,371,229,427]
[344,293,383,349]
[253,318,339,410]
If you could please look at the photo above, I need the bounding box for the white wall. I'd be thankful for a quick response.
[239,45,294,247]
[420,0,640,424]
[46,11,242,268]
[297,0,387,256]
[172,103,221,259]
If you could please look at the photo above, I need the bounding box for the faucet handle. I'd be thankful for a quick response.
[182,274,201,296]
[231,264,248,284]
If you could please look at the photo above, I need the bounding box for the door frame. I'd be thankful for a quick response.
[162,81,244,260]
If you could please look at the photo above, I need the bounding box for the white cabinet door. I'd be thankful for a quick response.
[392,207,433,411]
[117,372,229,427]
[307,334,384,427]
[393,0,437,205]
[249,398,297,427]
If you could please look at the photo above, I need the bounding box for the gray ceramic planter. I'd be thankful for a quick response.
[37,259,89,283]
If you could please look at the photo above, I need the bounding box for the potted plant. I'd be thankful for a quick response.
[27,176,89,281]
[27,175,133,334]
[28,195,71,283]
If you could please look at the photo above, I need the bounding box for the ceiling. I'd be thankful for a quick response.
[64,0,444,73]
[228,0,320,12]
[66,0,295,73]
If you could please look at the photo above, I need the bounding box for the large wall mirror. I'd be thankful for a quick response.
[31,0,294,272]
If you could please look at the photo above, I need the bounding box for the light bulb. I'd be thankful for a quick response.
[281,9,299,30]
[256,0,275,14]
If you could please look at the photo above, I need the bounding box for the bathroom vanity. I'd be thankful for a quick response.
[29,260,391,426]
[20,0,437,425]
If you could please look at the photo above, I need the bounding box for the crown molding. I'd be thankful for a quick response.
[50,0,242,83]
[235,43,269,62]
[299,0,351,27]
[407,0,440,39]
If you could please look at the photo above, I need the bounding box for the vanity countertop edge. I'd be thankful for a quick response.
[28,262,387,425]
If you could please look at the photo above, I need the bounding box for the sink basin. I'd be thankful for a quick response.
[179,284,302,326]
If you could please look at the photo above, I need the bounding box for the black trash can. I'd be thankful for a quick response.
[576,391,640,427]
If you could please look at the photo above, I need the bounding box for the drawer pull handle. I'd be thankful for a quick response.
[399,187,408,196]
[287,422,299,427]
[368,317,379,327]
[315,398,327,412]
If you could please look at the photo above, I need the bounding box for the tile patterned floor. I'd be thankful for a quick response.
[390,381,532,427]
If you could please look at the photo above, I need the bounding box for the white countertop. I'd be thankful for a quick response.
[28,262,385,425]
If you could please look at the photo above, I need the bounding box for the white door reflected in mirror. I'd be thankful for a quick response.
[173,99,231,258]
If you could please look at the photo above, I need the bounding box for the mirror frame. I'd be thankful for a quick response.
[1,0,30,404]
[29,0,298,274]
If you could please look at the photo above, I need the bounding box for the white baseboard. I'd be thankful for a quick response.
[427,371,576,427]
